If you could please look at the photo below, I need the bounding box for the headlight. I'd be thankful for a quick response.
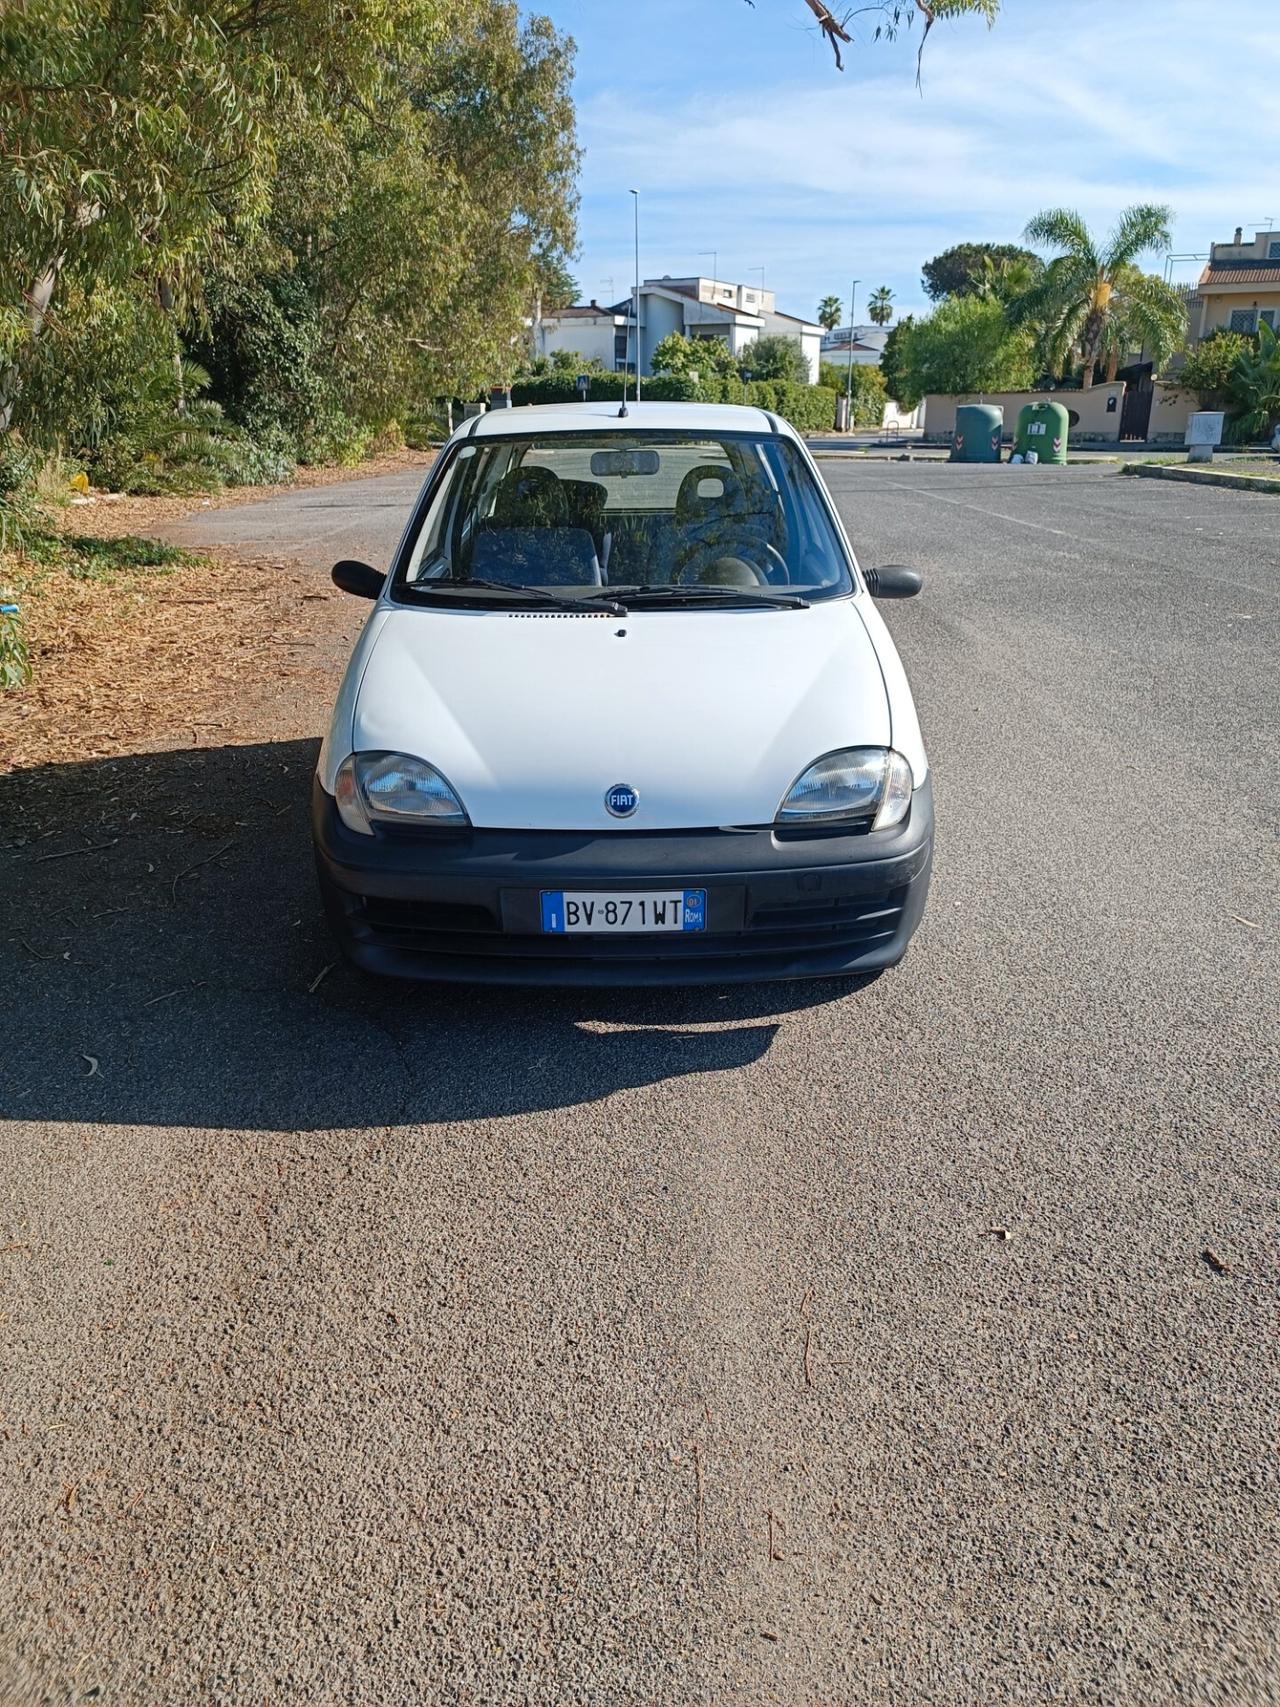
[776,747,913,830]
[334,752,469,834]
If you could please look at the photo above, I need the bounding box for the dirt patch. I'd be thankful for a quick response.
[0,454,437,774]
[0,550,358,775]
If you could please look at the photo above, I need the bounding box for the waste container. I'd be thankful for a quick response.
[951,404,1003,463]
[1015,401,1069,464]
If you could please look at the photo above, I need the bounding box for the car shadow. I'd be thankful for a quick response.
[2,739,865,1132]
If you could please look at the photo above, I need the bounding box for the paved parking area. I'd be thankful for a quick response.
[3,463,1277,1703]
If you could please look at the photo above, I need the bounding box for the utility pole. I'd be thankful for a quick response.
[845,278,860,432]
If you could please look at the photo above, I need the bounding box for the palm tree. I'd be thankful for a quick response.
[1022,203,1174,387]
[817,294,843,332]
[867,286,894,326]
[1096,264,1189,380]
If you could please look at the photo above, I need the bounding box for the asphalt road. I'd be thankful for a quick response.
[3,464,1277,1705]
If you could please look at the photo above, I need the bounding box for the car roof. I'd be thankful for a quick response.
[462,399,799,442]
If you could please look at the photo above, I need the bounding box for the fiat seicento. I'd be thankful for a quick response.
[313,401,931,985]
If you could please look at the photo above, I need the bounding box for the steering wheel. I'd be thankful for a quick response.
[676,534,790,587]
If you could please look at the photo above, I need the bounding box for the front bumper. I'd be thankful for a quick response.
[311,775,933,986]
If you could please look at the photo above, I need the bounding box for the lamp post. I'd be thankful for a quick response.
[845,279,860,432]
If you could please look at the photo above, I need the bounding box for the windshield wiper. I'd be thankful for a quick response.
[612,583,810,611]
[410,576,626,615]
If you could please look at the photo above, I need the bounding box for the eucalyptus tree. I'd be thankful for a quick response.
[0,0,411,432]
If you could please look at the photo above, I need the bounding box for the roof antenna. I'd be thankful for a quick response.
[619,189,640,418]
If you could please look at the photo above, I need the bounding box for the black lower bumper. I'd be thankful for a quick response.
[311,775,933,986]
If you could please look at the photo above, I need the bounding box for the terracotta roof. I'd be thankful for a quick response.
[555,303,623,319]
[1199,260,1280,286]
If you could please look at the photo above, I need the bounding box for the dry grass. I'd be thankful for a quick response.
[0,552,361,773]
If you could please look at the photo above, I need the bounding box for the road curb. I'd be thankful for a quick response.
[1121,462,1280,494]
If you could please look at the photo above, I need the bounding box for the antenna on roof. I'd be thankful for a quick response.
[620,190,641,418]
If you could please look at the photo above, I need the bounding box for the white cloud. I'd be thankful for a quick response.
[574,0,1280,320]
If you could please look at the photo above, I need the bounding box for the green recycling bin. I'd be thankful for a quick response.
[951,403,1003,463]
[1015,400,1069,464]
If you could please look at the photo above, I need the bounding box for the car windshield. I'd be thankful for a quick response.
[395,429,854,605]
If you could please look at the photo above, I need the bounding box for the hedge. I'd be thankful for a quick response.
[506,373,838,434]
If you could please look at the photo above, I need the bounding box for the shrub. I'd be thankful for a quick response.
[506,372,835,432]
[736,335,810,385]
[1177,330,1254,409]
[892,295,1035,404]
[819,361,887,426]
[1226,320,1280,443]
[0,602,31,690]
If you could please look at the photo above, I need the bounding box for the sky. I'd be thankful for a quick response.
[548,0,1280,326]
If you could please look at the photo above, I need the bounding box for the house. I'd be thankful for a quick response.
[534,275,824,383]
[530,300,631,371]
[819,325,889,366]
[1193,226,1280,339]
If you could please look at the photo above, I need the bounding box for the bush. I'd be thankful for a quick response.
[1179,329,1256,410]
[819,361,887,426]
[506,372,836,432]
[0,602,30,691]
[736,335,810,385]
[0,440,41,553]
[891,295,1035,405]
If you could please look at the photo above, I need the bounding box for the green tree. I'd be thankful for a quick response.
[736,334,810,384]
[1022,203,1174,387]
[819,361,886,426]
[892,295,1034,404]
[0,0,411,432]
[867,286,895,326]
[533,252,580,316]
[1095,265,1188,380]
[1178,329,1256,410]
[651,332,737,379]
[817,295,844,331]
[921,243,1043,302]
[880,316,915,405]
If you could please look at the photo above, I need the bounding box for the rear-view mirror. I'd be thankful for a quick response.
[332,559,386,600]
[590,449,659,478]
[864,564,923,599]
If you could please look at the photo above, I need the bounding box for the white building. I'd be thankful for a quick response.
[534,276,824,384]
[820,324,890,366]
[530,299,631,370]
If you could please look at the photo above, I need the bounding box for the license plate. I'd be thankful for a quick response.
[540,889,706,934]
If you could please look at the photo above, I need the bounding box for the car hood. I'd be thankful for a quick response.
[349,601,890,831]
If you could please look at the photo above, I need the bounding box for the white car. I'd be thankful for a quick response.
[314,401,931,985]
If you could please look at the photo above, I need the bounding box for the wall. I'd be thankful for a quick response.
[1148,383,1199,444]
[536,316,620,369]
[883,398,924,433]
[638,294,684,375]
[1196,290,1280,339]
[922,384,1126,444]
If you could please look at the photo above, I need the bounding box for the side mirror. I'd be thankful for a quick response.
[332,559,386,600]
[864,564,922,599]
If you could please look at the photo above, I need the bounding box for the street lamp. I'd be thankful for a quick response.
[845,279,860,432]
